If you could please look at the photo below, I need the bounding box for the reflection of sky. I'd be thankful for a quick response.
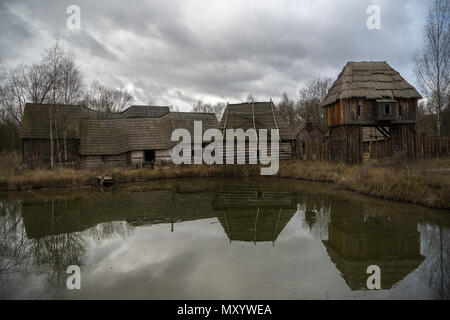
[1,200,447,299]
[54,214,438,299]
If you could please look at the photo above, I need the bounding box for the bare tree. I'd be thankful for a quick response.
[296,76,332,133]
[277,92,300,127]
[192,100,225,120]
[0,40,84,162]
[246,94,256,103]
[415,0,450,136]
[83,80,133,113]
[36,41,85,167]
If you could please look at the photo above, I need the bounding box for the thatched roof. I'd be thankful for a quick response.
[21,104,86,139]
[20,103,170,139]
[323,61,421,106]
[220,101,295,140]
[80,112,218,155]
[20,103,219,155]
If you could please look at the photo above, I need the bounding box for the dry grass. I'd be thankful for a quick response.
[0,151,449,209]
[278,159,450,209]
[0,151,21,176]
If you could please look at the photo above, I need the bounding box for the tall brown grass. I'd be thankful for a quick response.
[0,151,449,209]
[0,151,21,176]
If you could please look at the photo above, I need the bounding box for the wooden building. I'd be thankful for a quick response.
[294,121,324,160]
[20,103,218,169]
[322,62,422,164]
[220,101,296,161]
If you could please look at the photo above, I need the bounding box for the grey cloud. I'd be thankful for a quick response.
[0,0,430,110]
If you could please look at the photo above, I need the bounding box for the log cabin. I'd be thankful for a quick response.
[20,103,219,169]
[322,61,422,164]
[220,101,296,161]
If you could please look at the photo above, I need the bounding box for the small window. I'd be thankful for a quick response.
[384,104,390,115]
[398,104,402,116]
[357,105,361,117]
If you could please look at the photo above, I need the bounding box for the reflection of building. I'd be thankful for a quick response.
[323,200,425,290]
[212,185,297,243]
[21,183,296,244]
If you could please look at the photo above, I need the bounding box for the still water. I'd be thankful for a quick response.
[0,177,449,299]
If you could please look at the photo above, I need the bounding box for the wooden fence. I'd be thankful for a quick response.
[297,133,449,162]
[418,133,450,158]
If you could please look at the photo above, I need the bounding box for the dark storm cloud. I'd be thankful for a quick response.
[0,0,429,110]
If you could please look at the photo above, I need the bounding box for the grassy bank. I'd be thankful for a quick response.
[0,152,449,209]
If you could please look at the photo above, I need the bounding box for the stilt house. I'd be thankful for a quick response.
[322,61,422,164]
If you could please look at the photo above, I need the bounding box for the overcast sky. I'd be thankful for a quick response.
[0,0,430,111]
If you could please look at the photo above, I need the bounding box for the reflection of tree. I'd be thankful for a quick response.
[0,201,33,298]
[417,224,449,299]
[31,233,87,292]
[1,198,135,298]
[86,221,134,242]
[0,202,30,274]
[297,195,331,241]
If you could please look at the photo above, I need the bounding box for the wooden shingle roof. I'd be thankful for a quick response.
[220,101,295,140]
[20,103,220,155]
[323,61,421,106]
[20,103,170,139]
[79,112,219,155]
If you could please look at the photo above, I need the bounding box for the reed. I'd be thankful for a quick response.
[1,151,449,209]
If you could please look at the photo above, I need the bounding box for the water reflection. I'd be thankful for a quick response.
[323,199,424,290]
[0,178,449,299]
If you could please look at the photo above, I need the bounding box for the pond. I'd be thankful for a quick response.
[0,177,449,299]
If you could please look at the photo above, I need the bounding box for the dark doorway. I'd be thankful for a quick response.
[144,150,155,162]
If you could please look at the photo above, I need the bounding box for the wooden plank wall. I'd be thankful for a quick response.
[326,101,344,127]
[22,138,80,169]
[368,140,391,160]
[346,126,363,164]
[364,132,449,160]
[328,98,417,126]
[329,126,346,162]
[222,142,293,163]
[297,137,329,160]
[390,124,418,160]
[418,133,450,158]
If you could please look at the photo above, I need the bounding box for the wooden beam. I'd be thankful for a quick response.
[269,99,280,142]
[251,99,256,130]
